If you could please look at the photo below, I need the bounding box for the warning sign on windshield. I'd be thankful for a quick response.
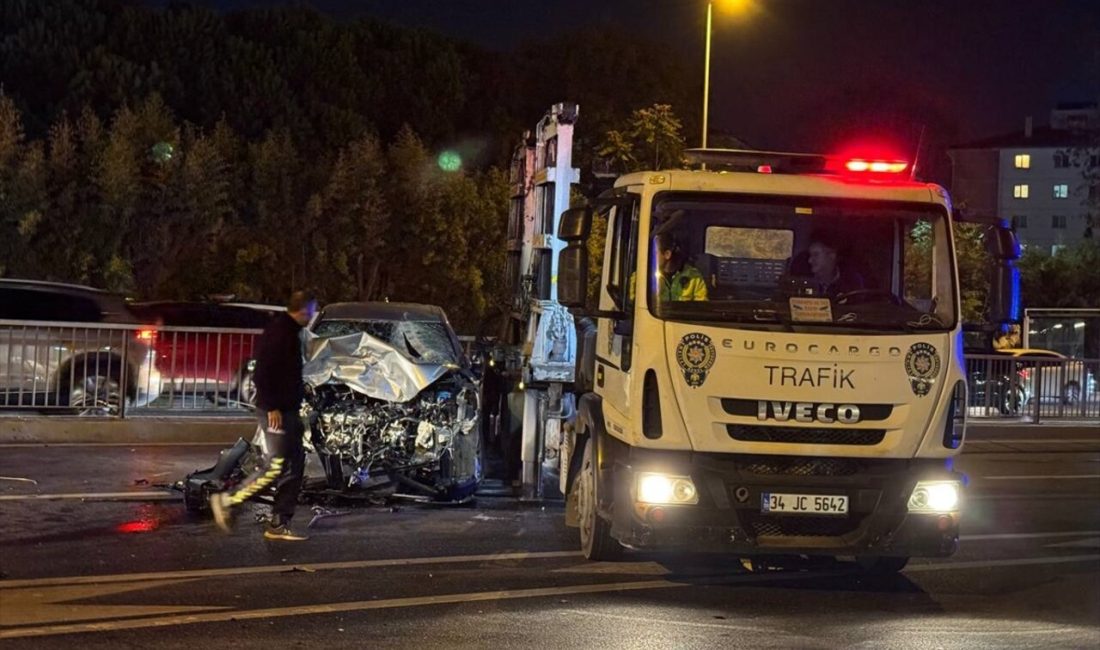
[789,297,833,323]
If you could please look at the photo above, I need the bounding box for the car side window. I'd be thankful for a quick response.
[0,289,103,322]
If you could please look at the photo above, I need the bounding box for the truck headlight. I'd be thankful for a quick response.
[908,481,960,513]
[636,472,698,505]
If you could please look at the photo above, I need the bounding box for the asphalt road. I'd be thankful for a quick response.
[1,426,1098,648]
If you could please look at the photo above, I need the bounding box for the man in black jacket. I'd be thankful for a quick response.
[211,291,317,541]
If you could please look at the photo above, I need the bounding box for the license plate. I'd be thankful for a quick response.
[761,492,849,515]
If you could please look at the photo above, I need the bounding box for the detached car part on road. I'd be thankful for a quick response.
[184,302,481,510]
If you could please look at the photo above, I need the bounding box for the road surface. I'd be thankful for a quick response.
[1,426,1098,648]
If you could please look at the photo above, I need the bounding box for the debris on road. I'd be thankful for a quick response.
[0,476,38,485]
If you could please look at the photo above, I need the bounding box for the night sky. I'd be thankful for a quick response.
[199,0,1097,152]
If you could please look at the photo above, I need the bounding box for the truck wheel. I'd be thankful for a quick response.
[576,440,623,561]
[857,556,909,574]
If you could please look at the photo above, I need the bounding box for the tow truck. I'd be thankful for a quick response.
[500,105,1019,572]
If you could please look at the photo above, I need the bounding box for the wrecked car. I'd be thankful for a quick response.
[184,302,481,511]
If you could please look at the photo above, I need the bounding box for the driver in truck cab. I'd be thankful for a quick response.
[655,231,708,302]
[806,229,865,298]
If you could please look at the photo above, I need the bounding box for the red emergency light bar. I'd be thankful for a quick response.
[844,159,909,174]
[685,149,912,178]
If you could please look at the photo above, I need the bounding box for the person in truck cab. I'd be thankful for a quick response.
[655,232,708,302]
[807,230,865,298]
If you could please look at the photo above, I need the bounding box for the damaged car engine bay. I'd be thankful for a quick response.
[184,303,483,513]
[305,378,480,497]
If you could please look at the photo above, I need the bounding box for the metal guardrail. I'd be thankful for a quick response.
[1,319,261,418]
[964,354,1100,422]
[4,321,1095,423]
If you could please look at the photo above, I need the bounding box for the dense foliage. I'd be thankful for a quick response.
[0,0,695,331]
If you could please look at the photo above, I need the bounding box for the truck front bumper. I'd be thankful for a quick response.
[605,446,960,558]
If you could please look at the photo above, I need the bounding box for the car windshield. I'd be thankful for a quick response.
[313,319,459,365]
[648,193,957,332]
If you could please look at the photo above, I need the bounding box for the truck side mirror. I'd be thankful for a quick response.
[557,244,588,308]
[954,210,1022,327]
[985,225,1020,260]
[557,207,592,241]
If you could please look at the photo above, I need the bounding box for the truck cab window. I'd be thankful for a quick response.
[648,193,957,332]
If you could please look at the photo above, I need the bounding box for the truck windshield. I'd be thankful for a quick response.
[648,193,957,332]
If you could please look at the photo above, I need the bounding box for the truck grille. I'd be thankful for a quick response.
[741,512,863,538]
[735,456,860,477]
[727,425,885,446]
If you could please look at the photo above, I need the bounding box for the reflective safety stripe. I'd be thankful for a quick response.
[228,457,286,505]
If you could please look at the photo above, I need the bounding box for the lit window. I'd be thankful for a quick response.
[1014,154,1030,169]
[1013,184,1029,199]
[1052,215,1067,229]
[1012,215,1028,229]
[1053,184,1069,199]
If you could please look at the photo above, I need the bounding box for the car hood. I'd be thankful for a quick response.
[301,332,458,403]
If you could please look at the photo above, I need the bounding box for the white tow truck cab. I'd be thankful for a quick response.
[550,148,1012,571]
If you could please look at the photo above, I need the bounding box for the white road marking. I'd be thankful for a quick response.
[1045,537,1100,549]
[1,552,1098,638]
[0,579,684,639]
[968,439,1100,445]
[906,554,1100,572]
[963,530,1100,541]
[0,491,177,502]
[0,442,231,448]
[0,550,583,589]
[561,608,814,637]
[563,608,1092,639]
[981,474,1100,480]
[0,579,228,627]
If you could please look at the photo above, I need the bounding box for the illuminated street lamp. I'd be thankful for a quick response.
[702,0,756,149]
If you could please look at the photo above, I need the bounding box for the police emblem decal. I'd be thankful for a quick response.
[676,333,716,388]
[905,342,941,397]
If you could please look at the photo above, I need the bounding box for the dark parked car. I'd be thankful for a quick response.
[0,279,162,413]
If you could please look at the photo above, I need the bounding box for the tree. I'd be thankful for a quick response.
[598,104,687,174]
[303,133,389,302]
[952,224,994,324]
[0,3,705,332]
[1018,240,1100,309]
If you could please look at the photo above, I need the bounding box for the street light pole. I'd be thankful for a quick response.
[702,1,713,150]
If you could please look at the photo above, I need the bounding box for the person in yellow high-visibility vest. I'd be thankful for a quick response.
[654,232,708,302]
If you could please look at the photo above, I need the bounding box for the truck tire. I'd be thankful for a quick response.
[576,440,623,561]
[857,556,909,574]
